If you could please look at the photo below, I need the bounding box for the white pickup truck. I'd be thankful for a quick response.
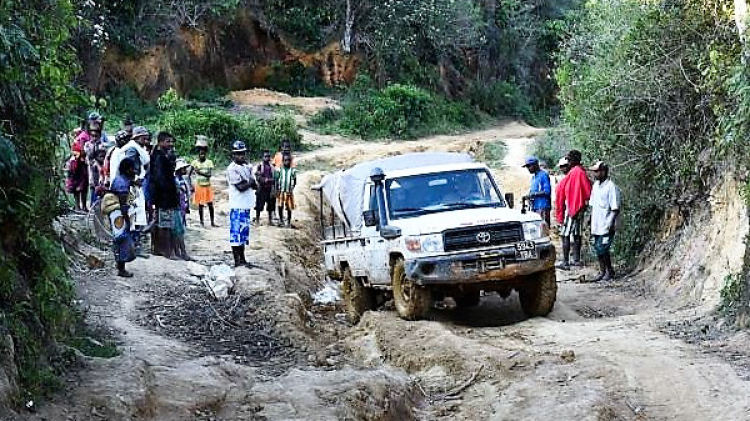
[313,152,556,322]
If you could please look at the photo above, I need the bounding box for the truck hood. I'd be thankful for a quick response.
[392,206,541,235]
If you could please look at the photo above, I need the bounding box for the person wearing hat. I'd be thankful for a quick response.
[150,131,184,260]
[88,111,113,149]
[174,158,193,260]
[226,140,258,268]
[104,129,131,188]
[557,149,592,269]
[110,126,152,258]
[522,156,552,227]
[122,117,134,137]
[589,161,621,281]
[190,135,217,227]
[108,157,139,277]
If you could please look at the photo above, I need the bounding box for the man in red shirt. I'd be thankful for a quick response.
[556,150,592,269]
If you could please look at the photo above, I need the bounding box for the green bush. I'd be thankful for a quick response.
[157,88,186,111]
[105,85,162,126]
[468,80,533,120]
[158,108,302,162]
[554,0,740,264]
[313,83,481,140]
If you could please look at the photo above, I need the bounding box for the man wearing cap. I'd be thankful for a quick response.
[557,150,592,269]
[226,140,258,267]
[104,130,131,187]
[522,156,552,227]
[589,161,621,281]
[113,126,152,258]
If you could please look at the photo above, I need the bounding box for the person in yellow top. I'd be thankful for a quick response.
[189,135,218,227]
[272,139,297,168]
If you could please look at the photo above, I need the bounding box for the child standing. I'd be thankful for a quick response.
[90,148,107,203]
[175,159,192,226]
[190,135,217,227]
[107,158,138,277]
[174,158,193,261]
[275,153,297,228]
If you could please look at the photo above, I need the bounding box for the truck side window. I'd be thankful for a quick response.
[369,185,379,213]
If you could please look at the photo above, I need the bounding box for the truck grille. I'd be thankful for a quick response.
[443,223,523,252]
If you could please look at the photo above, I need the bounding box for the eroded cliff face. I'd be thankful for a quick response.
[84,8,358,99]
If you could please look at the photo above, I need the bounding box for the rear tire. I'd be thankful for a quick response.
[392,259,431,320]
[454,291,481,308]
[342,267,374,324]
[519,268,557,317]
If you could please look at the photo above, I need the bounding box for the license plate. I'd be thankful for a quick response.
[515,241,538,260]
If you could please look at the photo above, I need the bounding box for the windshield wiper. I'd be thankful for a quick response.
[442,201,501,209]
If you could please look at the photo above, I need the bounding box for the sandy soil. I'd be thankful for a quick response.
[8,98,750,421]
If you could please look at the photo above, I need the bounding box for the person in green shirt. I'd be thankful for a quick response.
[275,152,297,228]
[189,135,217,227]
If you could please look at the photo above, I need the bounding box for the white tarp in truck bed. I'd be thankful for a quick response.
[316,152,473,232]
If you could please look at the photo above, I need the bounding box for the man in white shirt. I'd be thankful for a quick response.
[226,140,258,267]
[111,126,152,258]
[589,161,621,281]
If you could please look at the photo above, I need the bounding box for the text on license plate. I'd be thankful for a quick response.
[515,241,538,260]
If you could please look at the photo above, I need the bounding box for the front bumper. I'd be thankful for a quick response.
[404,242,555,286]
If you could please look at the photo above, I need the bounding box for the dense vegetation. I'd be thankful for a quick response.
[0,0,81,400]
[310,76,482,139]
[541,0,750,319]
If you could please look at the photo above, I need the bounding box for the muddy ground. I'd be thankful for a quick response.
[6,93,750,421]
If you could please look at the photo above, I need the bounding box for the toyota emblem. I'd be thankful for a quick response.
[476,231,491,244]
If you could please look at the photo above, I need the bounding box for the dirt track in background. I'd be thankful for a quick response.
[13,93,750,421]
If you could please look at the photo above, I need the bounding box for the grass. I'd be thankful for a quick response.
[482,140,508,168]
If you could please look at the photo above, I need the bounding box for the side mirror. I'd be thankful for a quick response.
[380,225,402,240]
[363,209,379,227]
[505,193,515,209]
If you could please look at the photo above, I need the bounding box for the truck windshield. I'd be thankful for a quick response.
[385,169,506,219]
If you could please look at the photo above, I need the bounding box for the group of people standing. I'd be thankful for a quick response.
[66,113,299,277]
[524,150,622,282]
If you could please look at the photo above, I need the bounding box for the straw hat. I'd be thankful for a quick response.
[175,158,191,173]
[195,135,209,148]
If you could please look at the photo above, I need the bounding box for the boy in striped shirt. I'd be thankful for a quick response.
[275,153,297,228]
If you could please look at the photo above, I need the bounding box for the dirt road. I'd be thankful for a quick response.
[18,112,750,421]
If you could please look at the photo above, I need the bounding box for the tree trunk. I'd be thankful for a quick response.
[343,0,354,54]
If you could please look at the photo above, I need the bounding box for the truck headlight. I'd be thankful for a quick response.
[523,221,549,241]
[405,234,444,253]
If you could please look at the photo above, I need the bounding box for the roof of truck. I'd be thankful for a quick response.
[370,161,489,181]
[315,152,474,231]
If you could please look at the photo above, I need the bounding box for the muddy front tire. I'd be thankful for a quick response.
[392,259,431,320]
[342,267,374,324]
[519,268,557,317]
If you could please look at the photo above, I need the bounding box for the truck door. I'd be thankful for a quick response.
[362,185,392,285]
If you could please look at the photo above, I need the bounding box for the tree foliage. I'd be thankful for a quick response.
[0,0,82,399]
[551,0,742,262]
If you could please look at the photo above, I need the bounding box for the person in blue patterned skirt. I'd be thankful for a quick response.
[226,140,257,267]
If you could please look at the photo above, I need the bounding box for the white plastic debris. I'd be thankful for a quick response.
[187,261,209,278]
[206,264,236,299]
[312,281,342,305]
